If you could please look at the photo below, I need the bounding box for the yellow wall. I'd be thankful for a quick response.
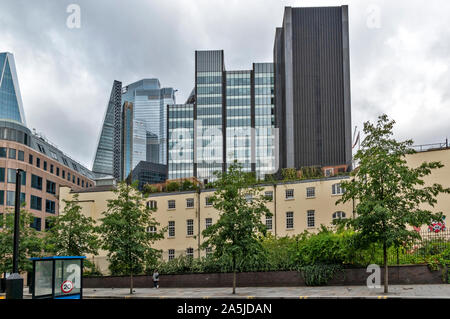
[60,148,450,273]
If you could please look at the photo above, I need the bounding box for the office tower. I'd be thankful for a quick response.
[121,101,133,179]
[167,51,275,182]
[0,52,26,125]
[121,79,175,179]
[130,161,167,191]
[92,80,122,179]
[274,6,352,171]
[167,103,194,180]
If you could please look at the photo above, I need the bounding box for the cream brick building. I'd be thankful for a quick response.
[59,148,450,274]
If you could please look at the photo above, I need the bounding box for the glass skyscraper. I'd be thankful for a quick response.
[167,51,276,182]
[121,79,175,179]
[0,52,27,125]
[93,79,175,180]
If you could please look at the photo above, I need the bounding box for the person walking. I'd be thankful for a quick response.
[153,269,160,288]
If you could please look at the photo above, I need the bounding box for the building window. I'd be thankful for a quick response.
[205,218,212,229]
[186,219,194,236]
[45,200,56,214]
[147,200,157,209]
[29,154,33,164]
[36,157,40,168]
[325,168,334,177]
[37,144,46,154]
[30,217,42,231]
[62,157,69,166]
[0,168,4,182]
[56,167,60,176]
[266,215,273,230]
[186,248,194,258]
[332,183,344,195]
[46,180,56,194]
[45,219,53,231]
[0,147,6,157]
[62,170,65,179]
[147,226,157,234]
[307,210,315,228]
[30,195,42,211]
[31,174,43,190]
[286,212,294,229]
[332,211,346,221]
[50,164,54,174]
[8,148,16,159]
[206,247,213,256]
[168,221,175,237]
[186,198,194,208]
[67,172,70,181]
[306,187,315,198]
[205,196,213,206]
[0,190,4,205]
[82,180,84,187]
[168,200,176,209]
[168,249,175,260]
[50,150,58,160]
[245,194,253,203]
[72,175,75,183]
[18,150,24,161]
[285,189,294,199]
[43,161,47,171]
[264,191,273,201]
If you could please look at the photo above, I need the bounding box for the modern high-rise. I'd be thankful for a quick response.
[274,6,352,171]
[121,79,175,179]
[167,51,275,182]
[92,80,122,179]
[0,53,27,125]
[93,79,176,180]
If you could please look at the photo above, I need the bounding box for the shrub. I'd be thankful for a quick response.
[300,264,343,286]
[166,181,181,192]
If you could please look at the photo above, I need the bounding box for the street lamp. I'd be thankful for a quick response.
[6,168,24,299]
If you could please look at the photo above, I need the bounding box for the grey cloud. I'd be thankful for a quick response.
[0,0,449,168]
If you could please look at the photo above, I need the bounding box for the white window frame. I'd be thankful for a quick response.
[306,187,315,198]
[286,212,294,229]
[205,218,212,229]
[264,191,273,201]
[307,210,315,228]
[332,183,344,195]
[265,215,273,231]
[332,211,346,220]
[205,196,213,206]
[186,198,194,208]
[168,221,175,237]
[285,189,294,199]
[186,219,194,236]
[147,226,156,234]
[186,247,194,258]
[168,199,176,209]
[168,249,175,260]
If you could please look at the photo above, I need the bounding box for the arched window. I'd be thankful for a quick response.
[333,211,346,220]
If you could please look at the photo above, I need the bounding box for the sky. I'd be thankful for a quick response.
[0,0,449,169]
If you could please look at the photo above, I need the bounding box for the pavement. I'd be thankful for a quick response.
[3,284,448,299]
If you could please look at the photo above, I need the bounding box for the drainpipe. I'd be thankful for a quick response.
[274,183,277,237]
[197,187,201,259]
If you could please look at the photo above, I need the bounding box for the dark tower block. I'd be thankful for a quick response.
[274,6,352,171]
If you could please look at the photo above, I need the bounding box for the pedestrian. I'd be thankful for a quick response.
[153,269,159,288]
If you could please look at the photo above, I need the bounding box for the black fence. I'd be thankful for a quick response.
[371,229,450,266]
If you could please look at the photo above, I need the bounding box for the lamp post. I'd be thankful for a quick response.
[6,168,24,299]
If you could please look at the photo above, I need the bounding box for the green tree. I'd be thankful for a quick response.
[336,114,450,293]
[98,181,164,294]
[0,208,43,274]
[44,193,100,257]
[201,162,271,294]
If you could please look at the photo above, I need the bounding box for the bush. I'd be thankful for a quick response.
[166,182,181,192]
[300,264,343,286]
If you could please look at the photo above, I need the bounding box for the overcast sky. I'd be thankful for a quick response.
[0,0,449,169]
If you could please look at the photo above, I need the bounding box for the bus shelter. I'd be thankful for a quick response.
[30,256,85,299]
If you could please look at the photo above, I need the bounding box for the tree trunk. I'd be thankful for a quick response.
[383,242,388,294]
[130,271,133,295]
[232,256,236,295]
